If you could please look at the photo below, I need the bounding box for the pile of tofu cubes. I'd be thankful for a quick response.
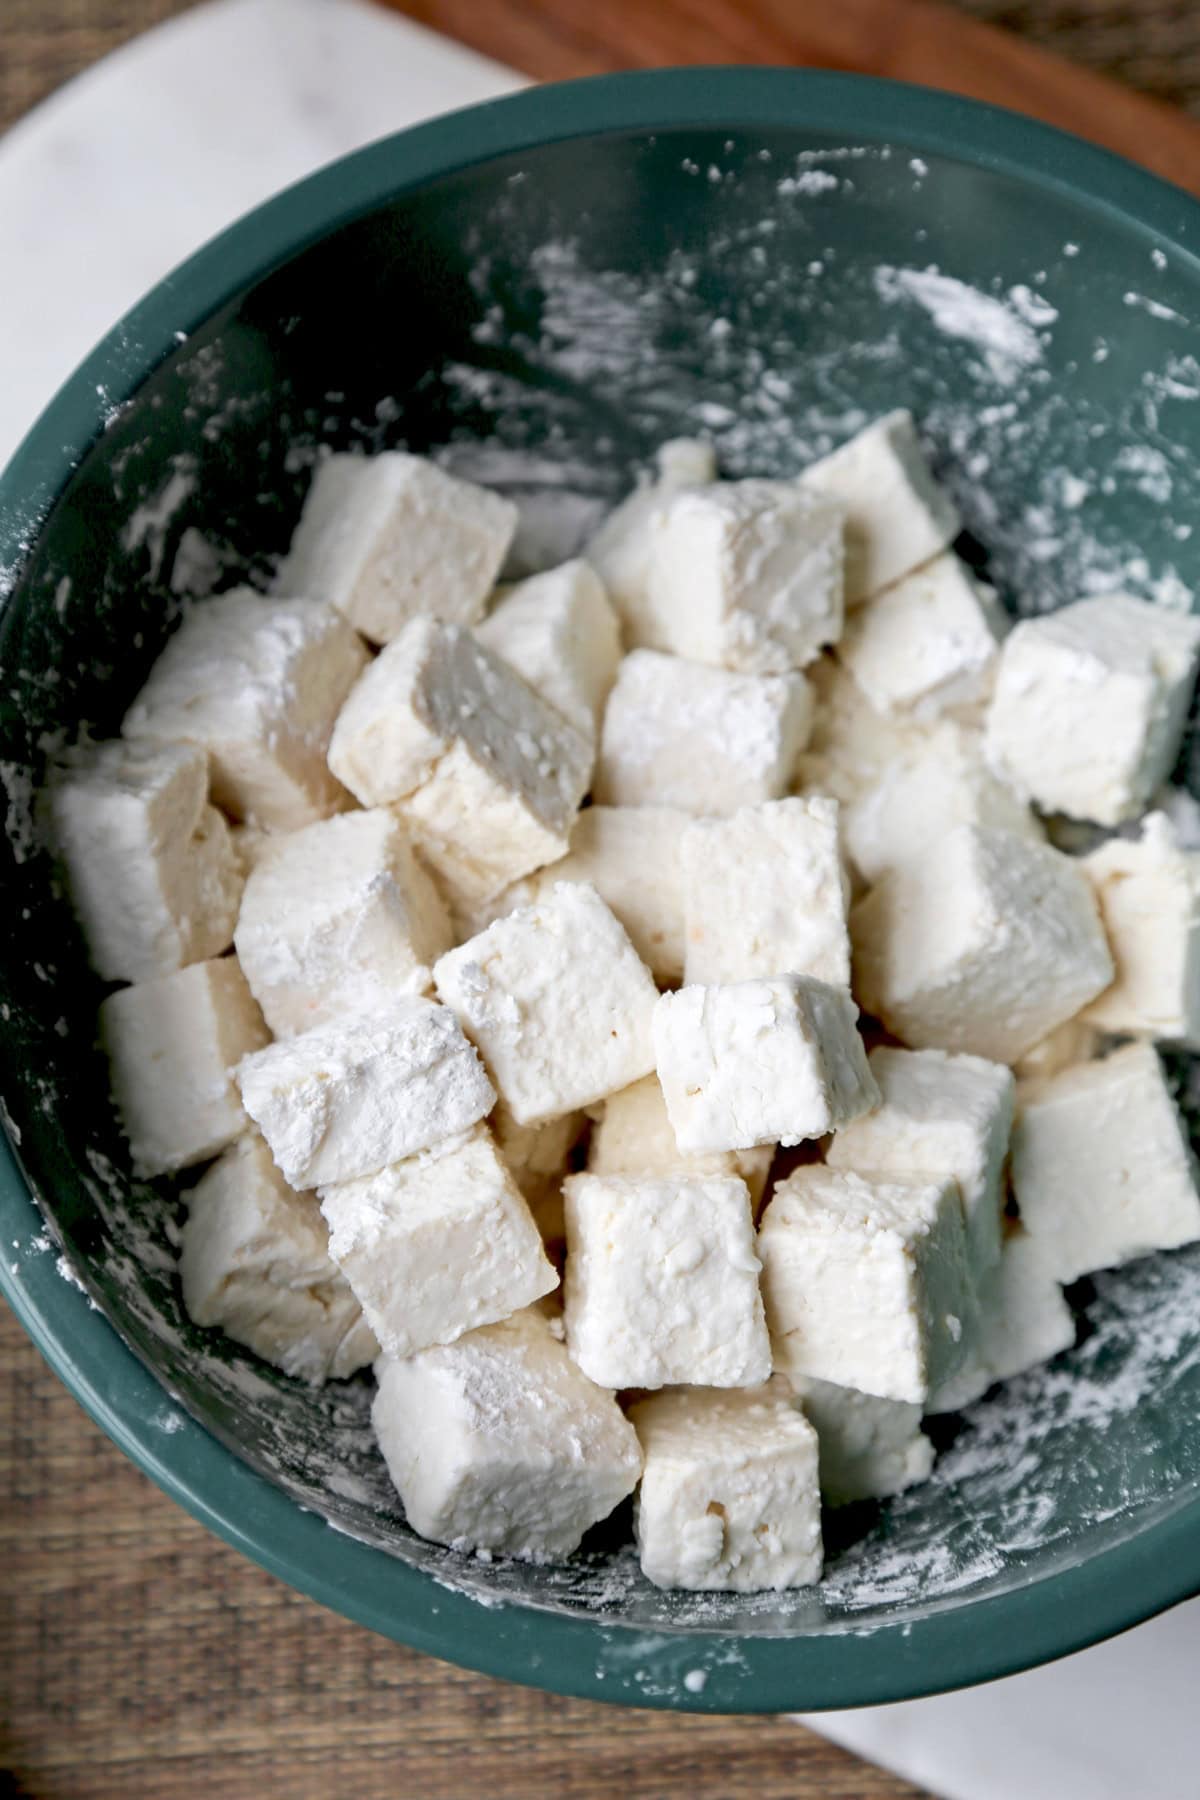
[47,408,1200,1594]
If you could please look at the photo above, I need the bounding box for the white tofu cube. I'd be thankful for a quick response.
[654,975,879,1153]
[1010,1043,1200,1283]
[799,410,960,604]
[563,1171,770,1389]
[837,551,1007,717]
[236,998,494,1188]
[319,1125,557,1358]
[759,1165,971,1404]
[100,957,269,1176]
[851,825,1113,1063]
[180,1132,376,1383]
[1081,812,1200,1047]
[984,594,1200,825]
[47,739,242,984]
[681,797,850,988]
[594,650,812,815]
[434,883,659,1125]
[788,1375,933,1504]
[1012,1018,1103,1082]
[630,1386,822,1591]
[123,589,368,829]
[588,1074,773,1214]
[233,808,452,1036]
[826,1046,1014,1281]
[585,438,716,633]
[927,1230,1075,1413]
[794,653,930,810]
[476,559,622,743]
[372,1307,642,1559]
[276,452,517,643]
[491,1102,584,1242]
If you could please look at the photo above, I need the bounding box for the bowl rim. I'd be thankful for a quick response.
[3,65,1200,1713]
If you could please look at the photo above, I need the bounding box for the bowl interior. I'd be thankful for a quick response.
[4,111,1200,1649]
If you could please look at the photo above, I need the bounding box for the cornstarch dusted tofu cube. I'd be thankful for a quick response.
[434,883,659,1126]
[588,1074,773,1215]
[793,653,930,810]
[180,1131,377,1384]
[837,551,1007,718]
[233,808,452,1036]
[563,1171,770,1389]
[927,1230,1075,1413]
[1080,812,1200,1047]
[653,975,878,1153]
[476,559,622,743]
[758,1165,971,1404]
[798,410,960,604]
[851,824,1113,1063]
[681,797,850,988]
[237,998,494,1188]
[630,1386,822,1591]
[787,1375,933,1504]
[123,588,368,829]
[327,617,592,906]
[984,594,1200,825]
[1010,1043,1200,1284]
[47,739,242,984]
[319,1125,557,1358]
[276,451,517,643]
[594,649,812,815]
[371,1306,642,1560]
[491,1102,585,1242]
[826,1046,1014,1281]
[584,437,716,636]
[100,957,269,1176]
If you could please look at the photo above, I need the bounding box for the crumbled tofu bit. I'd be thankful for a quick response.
[798,410,960,604]
[123,588,368,829]
[630,1385,822,1591]
[826,1046,1014,1282]
[180,1131,376,1384]
[1010,1043,1200,1284]
[46,739,242,984]
[236,998,494,1189]
[984,593,1200,826]
[100,957,269,1177]
[787,1374,934,1505]
[476,559,622,743]
[276,451,517,644]
[653,975,878,1153]
[434,883,659,1126]
[759,1165,971,1405]
[926,1229,1075,1414]
[584,438,717,634]
[563,1171,770,1389]
[319,1125,557,1358]
[233,808,452,1036]
[837,551,1007,718]
[594,649,813,815]
[1012,1018,1104,1081]
[588,1074,773,1212]
[851,824,1114,1063]
[681,796,850,988]
[1080,812,1200,1047]
[371,1306,642,1560]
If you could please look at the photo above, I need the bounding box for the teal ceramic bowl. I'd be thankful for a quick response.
[3,69,1200,1713]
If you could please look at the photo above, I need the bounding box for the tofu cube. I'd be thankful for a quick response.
[654,975,879,1153]
[1081,812,1200,1047]
[233,808,452,1036]
[563,1171,770,1389]
[434,883,658,1125]
[123,589,368,829]
[47,739,242,984]
[826,1047,1014,1282]
[276,451,517,643]
[491,1102,584,1242]
[584,438,717,634]
[799,410,960,604]
[794,653,930,810]
[180,1132,377,1383]
[759,1165,971,1404]
[588,1074,773,1215]
[236,998,494,1188]
[594,649,812,815]
[681,797,850,988]
[851,825,1114,1063]
[1012,1018,1103,1082]
[927,1229,1075,1413]
[372,1307,642,1560]
[837,551,1006,718]
[787,1375,934,1504]
[1010,1043,1200,1283]
[100,957,269,1176]
[630,1386,822,1591]
[984,594,1200,825]
[319,1125,557,1358]
[476,559,622,743]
